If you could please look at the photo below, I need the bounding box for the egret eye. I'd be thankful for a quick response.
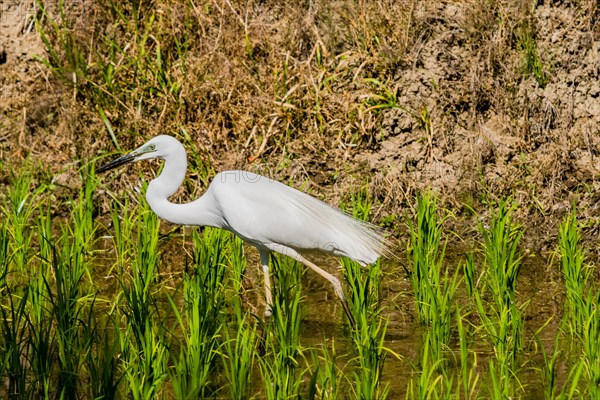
[148,144,156,151]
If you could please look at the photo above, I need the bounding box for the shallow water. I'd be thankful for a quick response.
[135,228,565,398]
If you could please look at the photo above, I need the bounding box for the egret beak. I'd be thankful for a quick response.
[96,152,137,173]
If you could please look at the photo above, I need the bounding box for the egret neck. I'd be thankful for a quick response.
[144,146,223,228]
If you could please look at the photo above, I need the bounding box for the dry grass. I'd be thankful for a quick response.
[0,0,598,247]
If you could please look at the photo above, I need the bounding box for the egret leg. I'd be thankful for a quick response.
[259,249,273,318]
[266,244,356,328]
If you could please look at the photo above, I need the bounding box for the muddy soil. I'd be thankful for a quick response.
[0,0,47,150]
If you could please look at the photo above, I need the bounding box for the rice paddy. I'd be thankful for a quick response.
[0,162,597,399]
[1,0,596,397]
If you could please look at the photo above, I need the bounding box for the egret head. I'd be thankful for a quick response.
[96,135,182,173]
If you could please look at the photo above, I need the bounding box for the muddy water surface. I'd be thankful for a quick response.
[94,227,564,398]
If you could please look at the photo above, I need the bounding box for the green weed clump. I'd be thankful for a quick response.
[516,22,549,87]
[36,0,189,129]
[0,222,9,284]
[33,0,428,164]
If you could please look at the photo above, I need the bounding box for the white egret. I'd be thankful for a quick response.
[97,135,394,325]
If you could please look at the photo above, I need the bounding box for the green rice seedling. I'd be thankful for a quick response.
[435,267,460,354]
[479,200,523,317]
[581,291,600,397]
[260,340,304,400]
[476,200,524,335]
[344,254,382,326]
[44,226,90,399]
[260,347,303,400]
[351,320,389,400]
[220,316,258,400]
[27,205,61,396]
[486,357,523,400]
[556,207,600,395]
[168,227,227,398]
[0,286,30,398]
[307,342,339,400]
[260,254,304,400]
[471,200,525,397]
[26,261,55,396]
[121,204,160,348]
[408,191,445,324]
[557,358,586,399]
[32,183,98,397]
[227,234,246,322]
[456,307,480,399]
[462,254,476,300]
[71,163,98,252]
[470,279,523,397]
[109,196,136,275]
[476,304,524,397]
[4,181,43,396]
[535,329,561,399]
[341,183,389,399]
[83,312,121,400]
[408,191,458,362]
[425,263,460,364]
[270,254,303,349]
[121,319,168,400]
[343,257,389,400]
[115,200,168,397]
[193,227,228,271]
[30,214,90,399]
[36,205,53,262]
[405,333,452,400]
[0,222,9,289]
[558,208,590,335]
[2,164,44,274]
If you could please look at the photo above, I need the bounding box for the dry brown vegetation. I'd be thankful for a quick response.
[0,0,598,249]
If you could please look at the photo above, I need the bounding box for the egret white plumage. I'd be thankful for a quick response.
[97,135,394,325]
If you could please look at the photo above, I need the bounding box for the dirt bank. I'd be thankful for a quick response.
[0,0,598,253]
